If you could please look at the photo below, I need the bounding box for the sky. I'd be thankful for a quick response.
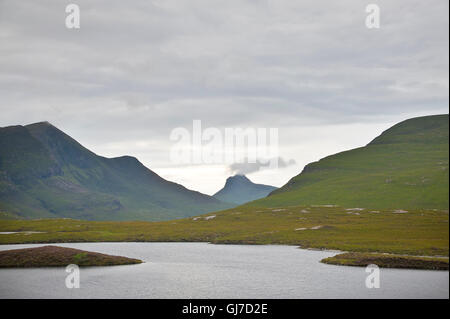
[0,0,448,195]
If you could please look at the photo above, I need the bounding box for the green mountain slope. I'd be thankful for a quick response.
[213,175,277,205]
[0,122,231,221]
[252,114,449,210]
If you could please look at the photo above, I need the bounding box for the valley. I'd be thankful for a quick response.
[0,115,448,270]
[0,204,447,260]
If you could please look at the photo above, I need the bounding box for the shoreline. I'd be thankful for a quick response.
[0,241,447,271]
[321,252,449,270]
[1,206,447,270]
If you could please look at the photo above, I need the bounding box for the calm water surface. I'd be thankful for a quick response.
[0,243,448,299]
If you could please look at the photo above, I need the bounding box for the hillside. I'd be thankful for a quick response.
[255,114,449,210]
[213,175,277,205]
[0,122,231,221]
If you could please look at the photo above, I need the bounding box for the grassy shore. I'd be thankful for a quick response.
[0,245,142,268]
[321,252,449,270]
[0,205,448,258]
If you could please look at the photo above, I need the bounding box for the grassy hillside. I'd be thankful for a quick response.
[254,115,449,210]
[0,122,231,221]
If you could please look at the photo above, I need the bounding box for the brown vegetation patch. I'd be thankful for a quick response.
[321,252,448,270]
[0,245,142,268]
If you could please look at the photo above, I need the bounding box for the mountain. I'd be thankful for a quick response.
[251,114,449,210]
[213,174,277,205]
[0,122,231,221]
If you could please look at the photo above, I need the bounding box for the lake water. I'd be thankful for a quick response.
[0,243,448,299]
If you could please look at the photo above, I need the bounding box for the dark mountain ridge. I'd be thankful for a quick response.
[0,122,231,221]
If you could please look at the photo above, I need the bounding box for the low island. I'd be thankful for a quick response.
[0,245,143,268]
[321,252,449,270]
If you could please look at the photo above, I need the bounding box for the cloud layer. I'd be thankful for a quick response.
[228,157,297,175]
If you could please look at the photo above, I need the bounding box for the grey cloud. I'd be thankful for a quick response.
[228,157,297,175]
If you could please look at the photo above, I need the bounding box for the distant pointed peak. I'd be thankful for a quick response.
[225,174,252,185]
[214,174,278,204]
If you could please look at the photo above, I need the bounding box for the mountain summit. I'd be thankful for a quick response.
[0,122,231,221]
[213,175,277,205]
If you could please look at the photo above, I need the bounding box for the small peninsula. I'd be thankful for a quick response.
[0,245,143,268]
[321,252,449,270]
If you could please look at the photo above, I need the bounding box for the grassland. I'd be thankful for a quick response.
[0,205,448,258]
[0,245,142,268]
[321,252,449,270]
[258,115,449,210]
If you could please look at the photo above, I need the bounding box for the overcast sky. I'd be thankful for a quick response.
[0,0,448,194]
